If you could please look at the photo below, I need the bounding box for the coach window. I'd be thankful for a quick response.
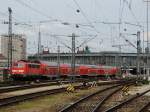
[28,64,40,68]
[35,65,40,68]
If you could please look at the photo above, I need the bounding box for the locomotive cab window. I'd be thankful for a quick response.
[14,63,25,68]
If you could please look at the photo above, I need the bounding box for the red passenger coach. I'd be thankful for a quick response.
[97,66,105,75]
[88,65,98,76]
[60,64,71,76]
[41,61,58,77]
[109,67,119,75]
[79,65,89,76]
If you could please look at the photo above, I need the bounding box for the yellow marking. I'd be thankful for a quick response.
[66,84,75,92]
[122,86,129,96]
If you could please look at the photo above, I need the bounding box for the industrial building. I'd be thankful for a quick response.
[0,34,26,62]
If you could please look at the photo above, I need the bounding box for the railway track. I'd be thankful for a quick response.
[0,81,70,94]
[105,88,150,112]
[0,79,126,94]
[92,85,124,112]
[138,101,150,112]
[0,78,87,87]
[0,80,130,109]
[0,78,92,93]
[59,84,127,112]
[0,84,84,108]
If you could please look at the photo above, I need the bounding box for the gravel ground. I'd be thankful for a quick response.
[128,84,150,96]
[97,84,150,112]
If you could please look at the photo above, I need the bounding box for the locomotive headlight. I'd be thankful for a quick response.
[12,70,24,73]
[18,70,24,72]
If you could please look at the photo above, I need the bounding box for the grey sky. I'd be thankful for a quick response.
[0,0,148,54]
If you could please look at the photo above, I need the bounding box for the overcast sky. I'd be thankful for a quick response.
[0,0,149,54]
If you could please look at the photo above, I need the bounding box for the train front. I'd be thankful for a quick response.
[11,61,27,79]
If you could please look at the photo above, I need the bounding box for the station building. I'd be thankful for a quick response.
[28,51,149,74]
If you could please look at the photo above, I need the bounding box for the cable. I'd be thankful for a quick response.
[14,0,54,20]
[12,0,97,38]
[0,10,21,22]
[124,0,140,26]
[118,0,125,35]
[72,0,101,34]
[13,0,92,37]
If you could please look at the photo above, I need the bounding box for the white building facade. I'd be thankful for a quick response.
[0,34,26,62]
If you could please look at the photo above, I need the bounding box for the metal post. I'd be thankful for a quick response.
[119,46,122,68]
[6,7,12,80]
[38,31,41,60]
[71,33,76,76]
[57,45,60,77]
[146,1,149,78]
[147,1,149,54]
[144,0,150,79]
[137,31,141,77]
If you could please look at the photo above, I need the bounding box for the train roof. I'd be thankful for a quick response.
[16,60,118,68]
[40,61,58,66]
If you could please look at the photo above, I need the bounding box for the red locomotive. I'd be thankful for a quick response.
[11,60,119,80]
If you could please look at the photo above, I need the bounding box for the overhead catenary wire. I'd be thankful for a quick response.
[14,0,55,21]
[10,0,102,39]
[2,3,96,53]
[124,0,141,26]
[118,0,140,50]
[1,0,143,54]
[72,0,101,35]
[43,33,97,50]
[13,0,95,38]
[0,10,20,22]
[118,0,125,37]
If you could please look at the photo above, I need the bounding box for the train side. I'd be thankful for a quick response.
[11,60,120,80]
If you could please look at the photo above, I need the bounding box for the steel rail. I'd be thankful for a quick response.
[0,79,120,108]
[59,80,135,112]
[0,80,133,109]
[0,79,128,94]
[138,101,150,112]
[0,78,93,94]
[92,86,123,112]
[0,77,90,87]
[104,89,150,112]
[92,83,134,112]
[59,84,123,112]
[0,85,82,108]
[0,81,67,94]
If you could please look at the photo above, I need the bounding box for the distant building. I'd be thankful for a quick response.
[28,51,147,69]
[0,34,26,62]
[0,54,7,67]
